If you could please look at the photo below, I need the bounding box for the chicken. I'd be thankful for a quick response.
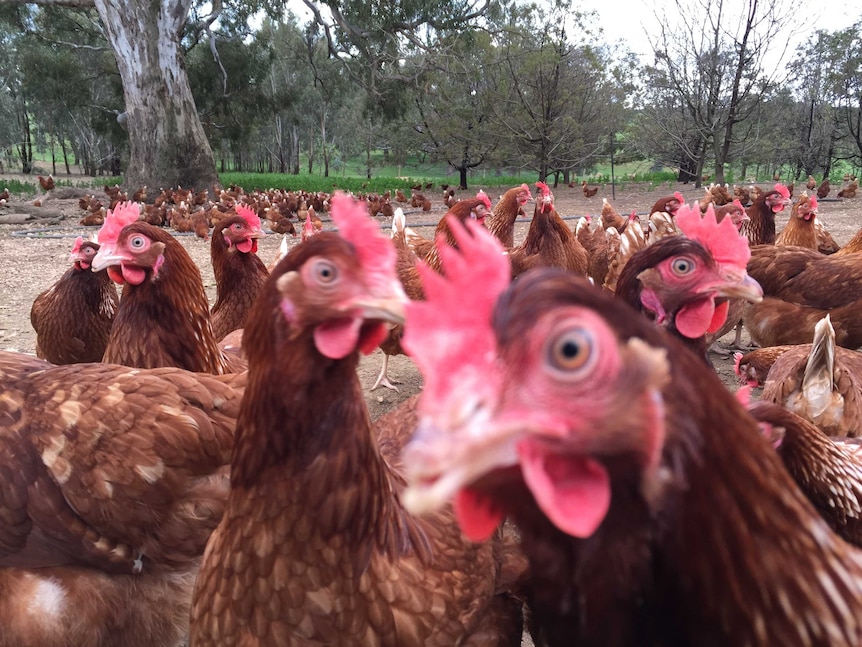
[747,399,862,547]
[404,191,491,264]
[190,194,524,647]
[647,191,684,216]
[300,208,322,242]
[816,177,831,199]
[29,236,119,364]
[371,194,492,391]
[806,175,817,191]
[836,224,862,256]
[734,345,797,386]
[713,198,749,230]
[775,192,819,249]
[741,183,790,245]
[0,350,244,647]
[38,174,55,192]
[814,218,841,254]
[760,315,862,437]
[508,181,588,278]
[209,204,268,342]
[733,184,751,206]
[615,203,763,362]
[485,183,532,248]
[581,180,599,197]
[399,219,862,646]
[92,202,233,374]
[838,179,858,199]
[600,197,627,232]
[744,243,862,348]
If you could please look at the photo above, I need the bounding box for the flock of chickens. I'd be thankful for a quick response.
[3,172,862,646]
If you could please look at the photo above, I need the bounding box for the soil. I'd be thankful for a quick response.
[0,173,859,423]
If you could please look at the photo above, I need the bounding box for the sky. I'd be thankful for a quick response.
[578,0,860,63]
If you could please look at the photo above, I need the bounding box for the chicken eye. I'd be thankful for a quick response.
[311,259,338,284]
[671,257,695,275]
[84,246,95,256]
[547,327,594,374]
[129,235,146,249]
[232,222,243,230]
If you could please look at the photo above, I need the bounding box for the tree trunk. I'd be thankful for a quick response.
[95,0,219,194]
[458,166,468,190]
[291,125,300,175]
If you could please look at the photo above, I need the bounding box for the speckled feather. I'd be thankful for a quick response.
[747,400,862,547]
[760,341,862,438]
[0,351,245,647]
[746,244,862,348]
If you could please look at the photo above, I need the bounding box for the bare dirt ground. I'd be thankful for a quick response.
[0,172,859,422]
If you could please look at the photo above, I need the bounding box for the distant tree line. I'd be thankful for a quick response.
[0,0,859,190]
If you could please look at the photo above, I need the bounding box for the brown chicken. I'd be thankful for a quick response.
[190,194,524,647]
[372,195,492,391]
[600,197,627,232]
[747,399,862,547]
[92,202,232,374]
[0,350,244,647]
[741,183,790,245]
[581,180,599,197]
[209,204,268,342]
[648,191,685,216]
[400,221,862,646]
[760,315,862,437]
[744,243,862,348]
[775,192,819,249]
[30,237,118,364]
[615,203,762,362]
[508,182,588,278]
[816,178,831,199]
[734,345,797,386]
[485,183,532,248]
[806,175,817,191]
[38,174,55,192]
[838,179,858,198]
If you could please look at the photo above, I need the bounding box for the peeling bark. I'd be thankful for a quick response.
[94,0,219,194]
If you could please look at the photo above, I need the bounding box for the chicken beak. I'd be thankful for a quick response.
[712,274,763,302]
[351,279,409,325]
[401,413,522,516]
[91,246,128,272]
[353,296,407,325]
[249,229,264,239]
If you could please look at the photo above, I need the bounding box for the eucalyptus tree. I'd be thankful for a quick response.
[487,0,628,184]
[409,28,499,190]
[645,0,795,186]
[827,20,862,169]
[0,0,492,191]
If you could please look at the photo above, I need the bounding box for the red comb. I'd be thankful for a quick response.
[476,190,492,210]
[329,192,395,288]
[70,236,83,255]
[774,183,790,199]
[676,203,750,270]
[235,202,261,230]
[97,201,140,245]
[673,191,685,203]
[520,183,531,194]
[732,198,744,210]
[402,217,510,406]
[809,194,818,211]
[535,181,550,197]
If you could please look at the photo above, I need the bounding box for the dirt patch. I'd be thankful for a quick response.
[1,174,859,420]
